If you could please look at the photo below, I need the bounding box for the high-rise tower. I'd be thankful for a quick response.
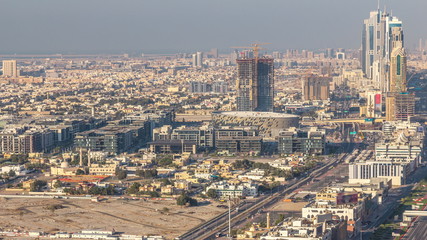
[192,52,203,68]
[361,9,403,92]
[389,27,406,93]
[384,13,415,121]
[2,60,19,77]
[236,58,274,112]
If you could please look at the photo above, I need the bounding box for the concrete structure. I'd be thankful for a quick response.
[361,90,382,118]
[212,111,299,138]
[349,123,423,185]
[171,126,214,148]
[389,28,406,93]
[261,216,347,240]
[0,126,56,154]
[189,81,211,93]
[148,140,197,154]
[205,180,258,199]
[386,93,415,122]
[361,9,403,92]
[74,125,144,154]
[302,75,331,101]
[192,52,203,68]
[302,201,363,237]
[236,58,274,112]
[214,126,262,153]
[2,60,19,77]
[277,127,326,155]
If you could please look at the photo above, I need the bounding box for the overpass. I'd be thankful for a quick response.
[403,210,427,218]
[316,118,385,124]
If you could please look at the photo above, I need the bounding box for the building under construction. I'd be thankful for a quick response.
[236,57,274,112]
[386,93,415,121]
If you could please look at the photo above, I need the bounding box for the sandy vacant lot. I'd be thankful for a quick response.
[0,197,223,239]
[268,201,309,213]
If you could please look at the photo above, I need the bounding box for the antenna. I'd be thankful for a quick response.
[377,0,380,10]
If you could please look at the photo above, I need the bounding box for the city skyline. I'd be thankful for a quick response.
[0,0,426,54]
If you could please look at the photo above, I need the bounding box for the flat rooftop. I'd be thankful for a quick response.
[213,111,299,119]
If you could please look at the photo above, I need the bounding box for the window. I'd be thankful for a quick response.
[397,55,401,76]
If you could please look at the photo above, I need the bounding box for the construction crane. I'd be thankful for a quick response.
[231,43,271,60]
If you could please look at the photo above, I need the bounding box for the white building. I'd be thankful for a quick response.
[261,216,346,240]
[349,123,424,186]
[0,165,28,176]
[205,181,258,199]
[349,160,410,186]
[238,168,265,181]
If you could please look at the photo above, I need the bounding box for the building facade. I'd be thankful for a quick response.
[2,60,19,77]
[277,128,326,155]
[236,58,274,112]
[361,10,403,92]
[302,75,331,101]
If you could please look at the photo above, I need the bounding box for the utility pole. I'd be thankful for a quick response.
[229,196,232,239]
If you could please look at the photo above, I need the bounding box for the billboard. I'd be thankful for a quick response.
[375,94,382,111]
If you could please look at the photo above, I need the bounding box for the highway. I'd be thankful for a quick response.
[360,165,427,239]
[175,121,357,240]
[403,216,427,240]
[177,152,349,240]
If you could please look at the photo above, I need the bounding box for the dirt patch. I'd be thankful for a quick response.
[0,197,223,239]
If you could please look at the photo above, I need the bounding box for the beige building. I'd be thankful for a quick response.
[302,74,331,101]
[89,163,118,175]
[2,60,19,77]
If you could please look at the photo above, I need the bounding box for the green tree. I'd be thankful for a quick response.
[160,178,172,186]
[8,170,16,178]
[157,155,173,166]
[30,180,47,192]
[116,169,127,180]
[232,159,253,170]
[105,185,116,195]
[206,189,219,199]
[136,169,158,178]
[53,180,62,189]
[176,192,197,206]
[76,169,85,175]
[148,191,160,197]
[275,214,285,225]
[127,182,141,195]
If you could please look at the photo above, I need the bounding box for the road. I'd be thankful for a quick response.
[177,151,350,240]
[361,165,427,240]
[175,120,357,240]
[403,216,427,240]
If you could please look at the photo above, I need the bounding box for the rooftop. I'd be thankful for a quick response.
[213,111,299,119]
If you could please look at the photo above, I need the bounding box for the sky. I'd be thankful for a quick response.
[0,0,426,54]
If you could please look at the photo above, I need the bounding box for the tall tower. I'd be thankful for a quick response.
[389,27,406,93]
[236,58,274,112]
[386,17,414,122]
[302,75,330,101]
[361,9,403,92]
[192,54,197,68]
[2,60,19,77]
[191,52,203,68]
[196,52,203,67]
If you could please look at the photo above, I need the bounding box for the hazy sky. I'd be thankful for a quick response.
[0,0,426,54]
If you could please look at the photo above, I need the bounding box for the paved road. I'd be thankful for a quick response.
[403,216,427,240]
[177,123,356,240]
[360,165,427,240]
[180,153,349,240]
